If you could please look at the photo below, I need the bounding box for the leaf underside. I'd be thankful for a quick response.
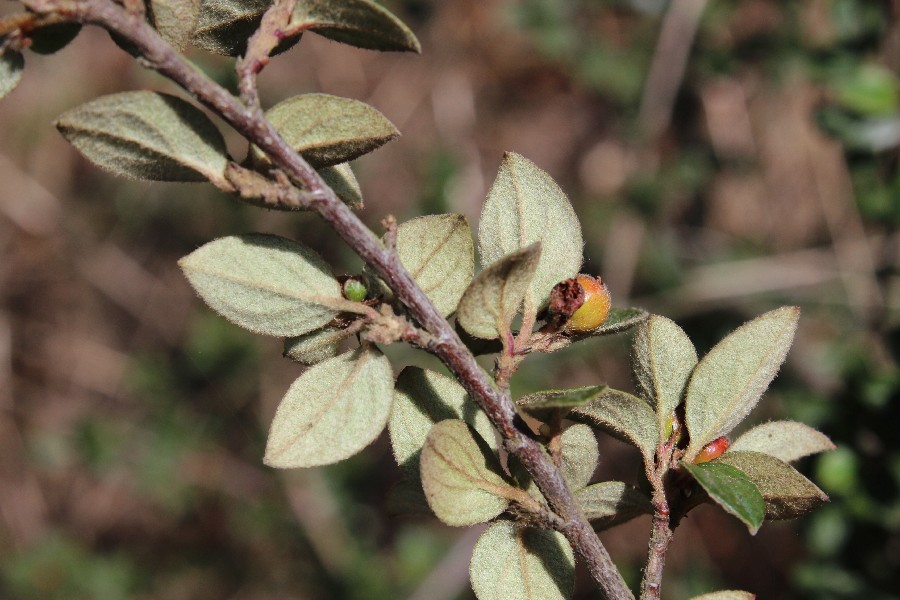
[730,421,835,463]
[568,388,658,469]
[575,481,653,530]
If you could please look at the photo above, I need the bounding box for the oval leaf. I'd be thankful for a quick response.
[179,234,343,337]
[254,93,398,168]
[0,50,24,100]
[478,152,583,309]
[293,0,420,52]
[420,420,513,526]
[396,214,475,317]
[55,91,229,183]
[457,243,541,339]
[389,366,497,473]
[575,481,653,530]
[632,315,698,441]
[682,461,765,534]
[516,385,606,421]
[264,346,393,467]
[684,307,800,460]
[192,0,300,56]
[730,421,835,463]
[470,521,574,600]
[568,388,658,469]
[150,0,202,50]
[559,424,598,490]
[284,325,356,365]
[691,592,756,600]
[715,451,828,520]
[319,163,364,209]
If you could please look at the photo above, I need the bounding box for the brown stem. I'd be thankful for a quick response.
[26,2,635,597]
[639,440,676,599]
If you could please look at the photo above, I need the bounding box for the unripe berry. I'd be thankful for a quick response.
[693,436,730,464]
[565,275,611,332]
[342,278,368,302]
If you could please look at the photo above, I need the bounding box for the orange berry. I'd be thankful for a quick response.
[565,275,611,332]
[693,436,730,464]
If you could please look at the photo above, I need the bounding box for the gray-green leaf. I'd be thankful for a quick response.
[632,315,697,442]
[284,325,356,365]
[319,163,364,209]
[254,93,398,168]
[420,420,513,526]
[150,0,202,50]
[682,461,765,534]
[396,214,475,317]
[684,307,800,461]
[55,91,229,184]
[478,152,583,309]
[293,0,420,53]
[0,50,24,101]
[516,385,606,421]
[193,0,300,56]
[264,346,393,467]
[456,243,541,339]
[568,388,658,469]
[691,591,756,600]
[470,521,574,600]
[561,424,598,490]
[575,481,653,530]
[715,451,828,520]
[179,234,343,337]
[389,366,497,473]
[730,421,835,463]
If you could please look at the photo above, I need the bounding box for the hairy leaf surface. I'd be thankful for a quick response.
[319,163,364,208]
[193,0,299,56]
[560,424,598,490]
[470,521,574,600]
[396,214,474,316]
[683,461,765,534]
[568,388,657,468]
[516,385,606,421]
[55,91,228,183]
[684,307,800,460]
[150,0,202,50]
[575,481,653,529]
[730,421,835,463]
[478,152,582,309]
[0,50,24,100]
[179,234,342,337]
[293,0,420,52]
[284,325,356,365]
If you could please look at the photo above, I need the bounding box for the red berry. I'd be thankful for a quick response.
[565,275,611,332]
[693,436,730,464]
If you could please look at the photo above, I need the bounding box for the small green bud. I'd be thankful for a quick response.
[342,278,368,302]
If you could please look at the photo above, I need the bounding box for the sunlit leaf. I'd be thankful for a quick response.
[179,234,343,337]
[149,0,202,50]
[730,421,835,463]
[193,0,300,56]
[568,388,657,468]
[264,346,393,467]
[470,521,574,600]
[682,461,765,534]
[293,0,420,52]
[690,591,756,600]
[575,481,652,530]
[283,325,356,365]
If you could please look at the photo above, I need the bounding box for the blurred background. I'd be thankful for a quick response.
[1,0,898,598]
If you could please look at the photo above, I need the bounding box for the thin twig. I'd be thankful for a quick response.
[639,436,677,599]
[237,0,297,108]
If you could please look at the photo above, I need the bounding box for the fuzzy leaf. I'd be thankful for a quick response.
[55,91,229,183]
[253,93,398,168]
[457,243,541,339]
[684,307,800,461]
[568,388,658,468]
[283,325,355,365]
[264,346,393,467]
[420,420,513,526]
[389,367,497,473]
[478,152,583,309]
[560,424,598,490]
[150,0,202,50]
[579,306,649,337]
[632,315,698,441]
[179,234,342,337]
[730,421,835,463]
[192,0,300,56]
[293,0,420,52]
[691,592,756,600]
[682,461,765,534]
[716,451,828,520]
[516,385,606,421]
[0,50,24,100]
[319,163,364,208]
[575,481,653,530]
[470,521,574,600]
[396,214,474,317]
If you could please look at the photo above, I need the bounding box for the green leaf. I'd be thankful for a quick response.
[575,306,649,337]
[684,307,800,461]
[389,367,497,473]
[560,424,598,490]
[516,385,606,421]
[319,163,364,209]
[0,50,24,101]
[283,325,355,365]
[682,461,765,535]
[832,64,899,116]
[396,214,475,317]
[29,23,82,54]
[470,521,574,600]
[293,0,421,53]
[716,451,828,520]
[149,0,202,50]
[254,93,399,168]
[478,152,583,309]
[632,315,697,441]
[575,481,653,530]
[690,591,756,600]
[179,234,343,337]
[568,388,658,469]
[55,91,229,184]
[420,420,513,526]
[456,243,541,339]
[730,421,835,463]
[192,0,300,56]
[264,346,393,467]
